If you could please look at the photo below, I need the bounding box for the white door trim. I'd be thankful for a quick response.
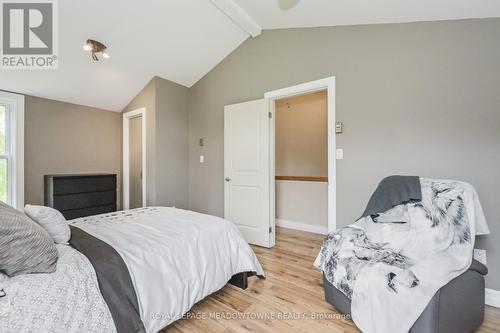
[123,108,146,210]
[265,77,336,235]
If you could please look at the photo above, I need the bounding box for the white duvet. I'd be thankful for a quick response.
[71,207,264,333]
[1,207,264,333]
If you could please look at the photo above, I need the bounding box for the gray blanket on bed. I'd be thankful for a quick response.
[69,226,145,333]
[360,175,422,219]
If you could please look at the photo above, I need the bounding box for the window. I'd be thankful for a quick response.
[0,92,24,208]
[0,104,7,203]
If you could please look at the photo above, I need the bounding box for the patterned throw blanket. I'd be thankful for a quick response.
[315,178,489,333]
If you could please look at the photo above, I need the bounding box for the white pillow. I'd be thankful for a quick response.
[24,205,70,244]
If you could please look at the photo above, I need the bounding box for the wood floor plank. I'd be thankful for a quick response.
[161,227,500,333]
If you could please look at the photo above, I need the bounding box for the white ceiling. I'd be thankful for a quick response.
[234,0,500,29]
[0,0,248,111]
[2,0,500,111]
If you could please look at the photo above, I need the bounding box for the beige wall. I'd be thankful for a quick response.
[275,91,328,228]
[123,77,189,208]
[25,95,121,207]
[188,19,500,290]
[276,91,328,177]
[276,180,328,229]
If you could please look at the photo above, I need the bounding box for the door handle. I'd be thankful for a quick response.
[225,177,231,182]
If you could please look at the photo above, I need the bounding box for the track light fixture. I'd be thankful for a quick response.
[83,39,110,61]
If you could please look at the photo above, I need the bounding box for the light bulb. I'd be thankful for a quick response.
[102,52,110,59]
[83,44,91,51]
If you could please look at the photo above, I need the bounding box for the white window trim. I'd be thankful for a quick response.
[0,91,24,209]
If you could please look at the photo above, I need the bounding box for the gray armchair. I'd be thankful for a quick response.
[323,259,488,333]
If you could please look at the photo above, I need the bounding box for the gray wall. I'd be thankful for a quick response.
[123,77,189,208]
[155,77,189,209]
[25,95,122,207]
[187,19,500,290]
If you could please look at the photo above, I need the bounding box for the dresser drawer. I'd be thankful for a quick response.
[53,190,116,211]
[45,173,117,219]
[61,204,117,220]
[52,176,116,195]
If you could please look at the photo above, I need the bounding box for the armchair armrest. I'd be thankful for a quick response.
[469,259,488,275]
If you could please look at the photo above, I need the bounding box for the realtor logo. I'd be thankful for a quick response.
[1,0,58,69]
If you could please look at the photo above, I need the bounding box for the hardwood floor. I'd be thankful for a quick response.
[162,227,500,333]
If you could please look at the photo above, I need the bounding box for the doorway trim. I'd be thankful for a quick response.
[264,77,336,239]
[123,108,147,210]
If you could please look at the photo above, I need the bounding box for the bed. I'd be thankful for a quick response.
[1,206,265,333]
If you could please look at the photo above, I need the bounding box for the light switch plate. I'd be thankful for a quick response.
[199,155,204,163]
[335,148,344,160]
[474,249,487,265]
[335,122,343,133]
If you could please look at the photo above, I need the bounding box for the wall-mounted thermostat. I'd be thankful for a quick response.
[335,122,343,134]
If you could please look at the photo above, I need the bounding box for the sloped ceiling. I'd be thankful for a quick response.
[234,0,500,29]
[0,0,249,111]
[1,0,500,111]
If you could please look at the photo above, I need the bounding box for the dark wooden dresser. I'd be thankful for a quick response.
[44,174,117,220]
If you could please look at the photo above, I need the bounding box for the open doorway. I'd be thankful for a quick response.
[274,91,329,235]
[123,108,147,210]
[266,77,336,246]
[223,77,335,248]
[128,116,143,209]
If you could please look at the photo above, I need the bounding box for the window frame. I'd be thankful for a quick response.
[0,91,24,209]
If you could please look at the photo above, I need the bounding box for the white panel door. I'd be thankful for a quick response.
[224,99,271,247]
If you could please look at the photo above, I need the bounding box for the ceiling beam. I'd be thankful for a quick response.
[209,0,261,37]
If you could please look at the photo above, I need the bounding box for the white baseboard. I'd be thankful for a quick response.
[275,219,328,235]
[486,288,500,308]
